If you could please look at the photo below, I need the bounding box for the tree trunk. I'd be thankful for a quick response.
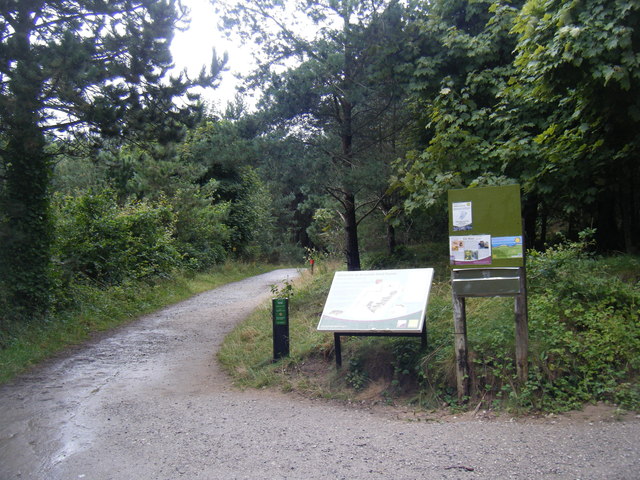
[344,191,361,271]
[539,202,548,249]
[338,57,360,270]
[619,165,639,254]
[0,10,51,320]
[387,222,396,255]
[522,193,538,251]
[595,188,623,252]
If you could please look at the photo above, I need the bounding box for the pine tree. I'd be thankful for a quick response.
[219,0,417,270]
[0,0,220,320]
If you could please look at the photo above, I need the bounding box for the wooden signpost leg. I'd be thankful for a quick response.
[514,266,529,384]
[452,291,470,401]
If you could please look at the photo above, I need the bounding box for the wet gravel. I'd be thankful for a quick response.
[0,268,638,480]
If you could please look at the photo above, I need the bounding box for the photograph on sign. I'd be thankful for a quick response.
[450,235,492,265]
[317,268,434,332]
[452,201,473,231]
[491,236,523,260]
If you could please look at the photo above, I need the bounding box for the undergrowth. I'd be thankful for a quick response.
[220,235,640,414]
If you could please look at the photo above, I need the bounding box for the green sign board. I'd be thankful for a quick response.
[273,298,288,325]
[448,184,524,268]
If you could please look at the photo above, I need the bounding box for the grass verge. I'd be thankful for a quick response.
[219,247,640,414]
[0,262,278,385]
[217,263,512,407]
[218,261,341,398]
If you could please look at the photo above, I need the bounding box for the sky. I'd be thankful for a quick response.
[170,0,255,110]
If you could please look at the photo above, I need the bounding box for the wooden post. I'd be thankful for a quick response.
[514,266,529,384]
[452,288,470,401]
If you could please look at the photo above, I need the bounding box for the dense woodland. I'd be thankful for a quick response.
[1,0,639,325]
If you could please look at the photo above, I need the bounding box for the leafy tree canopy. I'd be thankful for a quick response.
[217,0,421,269]
[0,0,222,319]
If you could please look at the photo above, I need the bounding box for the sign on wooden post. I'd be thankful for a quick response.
[448,185,529,401]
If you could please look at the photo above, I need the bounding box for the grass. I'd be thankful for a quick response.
[218,259,340,396]
[218,259,461,404]
[217,260,518,407]
[0,262,278,385]
[219,247,640,414]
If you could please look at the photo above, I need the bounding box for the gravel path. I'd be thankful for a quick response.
[0,269,638,480]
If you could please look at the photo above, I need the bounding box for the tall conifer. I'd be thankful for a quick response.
[0,0,219,319]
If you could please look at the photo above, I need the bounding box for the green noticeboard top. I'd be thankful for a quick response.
[448,184,524,268]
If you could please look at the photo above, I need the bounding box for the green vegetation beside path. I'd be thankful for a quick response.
[220,241,640,415]
[0,263,278,385]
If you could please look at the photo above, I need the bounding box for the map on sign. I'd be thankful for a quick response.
[317,268,434,333]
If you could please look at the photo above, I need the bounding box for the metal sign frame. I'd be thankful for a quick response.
[317,268,434,368]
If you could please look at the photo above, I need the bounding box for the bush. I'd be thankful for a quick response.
[522,233,640,410]
[170,184,230,270]
[53,190,181,287]
[379,234,640,412]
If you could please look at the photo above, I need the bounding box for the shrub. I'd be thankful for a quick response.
[53,190,181,287]
[522,233,640,410]
[414,232,640,412]
[170,184,230,270]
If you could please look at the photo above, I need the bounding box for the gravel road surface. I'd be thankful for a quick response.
[1,269,638,479]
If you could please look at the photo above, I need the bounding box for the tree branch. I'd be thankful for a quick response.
[355,192,388,226]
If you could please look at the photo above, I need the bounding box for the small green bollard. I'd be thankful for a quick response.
[272,298,289,360]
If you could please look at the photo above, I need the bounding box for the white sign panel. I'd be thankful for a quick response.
[452,201,473,231]
[317,268,434,332]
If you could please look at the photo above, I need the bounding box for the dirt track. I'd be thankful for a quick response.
[0,269,638,479]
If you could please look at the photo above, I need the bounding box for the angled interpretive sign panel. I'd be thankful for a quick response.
[317,268,434,333]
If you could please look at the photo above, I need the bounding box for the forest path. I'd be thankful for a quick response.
[0,269,638,479]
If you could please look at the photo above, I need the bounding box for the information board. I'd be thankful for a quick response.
[317,268,434,333]
[448,185,524,268]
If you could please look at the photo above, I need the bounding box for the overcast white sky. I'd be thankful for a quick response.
[170,0,255,110]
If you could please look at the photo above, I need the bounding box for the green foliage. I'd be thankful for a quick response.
[270,279,295,299]
[510,0,640,251]
[177,119,277,261]
[524,232,640,410]
[395,0,640,252]
[413,233,639,413]
[346,357,370,391]
[53,190,181,287]
[306,207,345,256]
[0,0,222,320]
[226,167,275,259]
[395,0,524,213]
[219,0,422,270]
[0,116,53,321]
[170,185,230,270]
